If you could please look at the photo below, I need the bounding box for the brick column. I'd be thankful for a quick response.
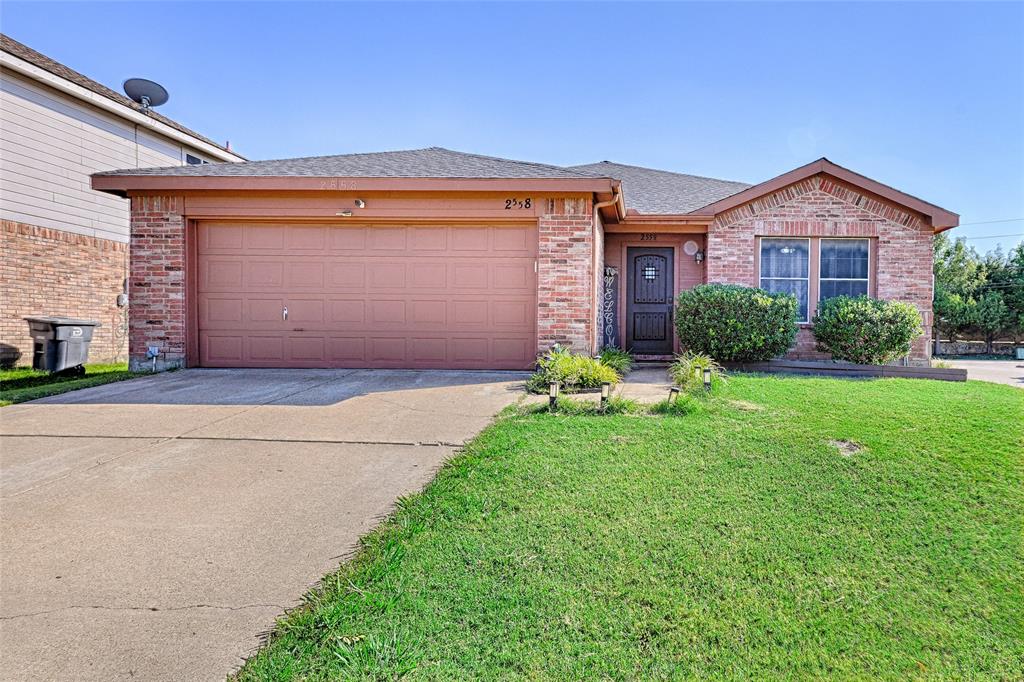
[129,195,186,371]
[537,197,594,354]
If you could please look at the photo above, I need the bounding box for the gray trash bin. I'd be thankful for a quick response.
[24,317,101,375]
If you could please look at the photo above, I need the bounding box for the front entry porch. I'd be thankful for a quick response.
[602,231,707,357]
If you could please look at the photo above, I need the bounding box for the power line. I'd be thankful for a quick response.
[953,218,1024,228]
[958,233,1024,240]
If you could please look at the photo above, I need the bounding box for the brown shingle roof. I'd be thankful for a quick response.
[570,161,751,214]
[94,146,607,179]
[1,33,241,158]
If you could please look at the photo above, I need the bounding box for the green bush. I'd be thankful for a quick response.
[812,296,924,365]
[526,345,620,394]
[674,284,798,362]
[598,347,634,375]
[669,352,726,393]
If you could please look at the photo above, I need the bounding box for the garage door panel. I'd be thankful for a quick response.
[285,225,326,251]
[410,227,447,251]
[286,262,325,288]
[247,261,284,288]
[369,227,407,251]
[245,225,286,250]
[288,337,325,362]
[197,222,536,369]
[411,300,447,326]
[328,337,366,363]
[368,263,406,289]
[451,227,489,252]
[249,336,285,362]
[329,227,367,251]
[328,299,366,324]
[493,263,532,289]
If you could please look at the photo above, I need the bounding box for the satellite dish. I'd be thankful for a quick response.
[123,78,169,111]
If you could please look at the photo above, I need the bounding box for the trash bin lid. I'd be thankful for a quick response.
[23,316,102,327]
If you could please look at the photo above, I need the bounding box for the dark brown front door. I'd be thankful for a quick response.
[626,247,675,354]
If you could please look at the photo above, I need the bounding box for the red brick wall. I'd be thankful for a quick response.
[707,175,934,364]
[1,220,128,366]
[128,195,186,371]
[537,197,595,354]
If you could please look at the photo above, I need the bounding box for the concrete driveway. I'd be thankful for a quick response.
[946,359,1024,389]
[0,368,526,681]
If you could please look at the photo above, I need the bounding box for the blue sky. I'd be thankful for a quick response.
[5,1,1023,251]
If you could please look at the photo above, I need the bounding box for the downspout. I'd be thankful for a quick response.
[591,185,623,354]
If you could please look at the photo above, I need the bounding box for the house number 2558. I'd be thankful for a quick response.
[505,198,532,209]
[640,233,657,241]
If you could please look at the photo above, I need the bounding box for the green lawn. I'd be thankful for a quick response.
[0,363,141,406]
[236,376,1024,680]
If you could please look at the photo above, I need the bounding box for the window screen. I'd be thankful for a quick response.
[760,238,809,322]
[820,239,869,301]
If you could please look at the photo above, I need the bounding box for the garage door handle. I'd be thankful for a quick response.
[282,306,288,321]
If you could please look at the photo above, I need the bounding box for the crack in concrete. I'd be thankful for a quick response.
[0,603,288,621]
[0,433,460,447]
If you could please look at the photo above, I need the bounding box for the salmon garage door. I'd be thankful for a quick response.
[197,222,537,369]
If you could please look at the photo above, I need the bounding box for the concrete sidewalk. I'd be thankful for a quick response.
[0,369,526,681]
[945,359,1024,389]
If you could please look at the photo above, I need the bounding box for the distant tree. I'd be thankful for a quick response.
[986,242,1024,341]
[933,288,973,344]
[934,233,984,298]
[973,291,1012,354]
[933,234,985,349]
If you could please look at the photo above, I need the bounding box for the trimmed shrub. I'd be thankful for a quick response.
[669,352,726,393]
[526,345,620,394]
[674,284,798,362]
[598,347,634,375]
[812,296,924,365]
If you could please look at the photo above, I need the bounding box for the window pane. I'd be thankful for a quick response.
[761,278,808,321]
[820,279,868,301]
[761,239,808,278]
[821,240,868,280]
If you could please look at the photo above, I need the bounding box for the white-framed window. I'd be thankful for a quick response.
[185,153,207,165]
[819,238,870,301]
[760,238,810,322]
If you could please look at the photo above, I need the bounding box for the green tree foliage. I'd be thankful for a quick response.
[933,234,1024,348]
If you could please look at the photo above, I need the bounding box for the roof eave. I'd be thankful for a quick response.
[90,174,618,197]
[687,158,959,231]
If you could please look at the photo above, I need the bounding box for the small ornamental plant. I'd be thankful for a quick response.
[670,352,727,394]
[674,284,798,362]
[812,296,924,365]
[526,345,620,394]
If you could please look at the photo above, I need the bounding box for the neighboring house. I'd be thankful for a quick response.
[91,147,958,371]
[0,34,244,365]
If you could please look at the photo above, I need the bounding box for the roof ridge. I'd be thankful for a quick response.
[572,160,751,186]
[429,147,606,179]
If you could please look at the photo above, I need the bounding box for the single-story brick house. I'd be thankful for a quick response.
[91,148,958,371]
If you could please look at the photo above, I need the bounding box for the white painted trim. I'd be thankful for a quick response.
[759,237,811,323]
[818,237,871,301]
[0,51,244,163]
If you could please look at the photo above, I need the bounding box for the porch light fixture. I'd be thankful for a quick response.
[668,386,680,401]
[600,382,611,410]
[694,249,705,264]
[549,381,559,410]
[703,368,712,391]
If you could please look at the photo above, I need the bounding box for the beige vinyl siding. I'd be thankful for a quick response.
[0,70,213,243]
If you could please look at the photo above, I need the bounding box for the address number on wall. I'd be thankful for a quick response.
[640,233,657,241]
[505,198,532,209]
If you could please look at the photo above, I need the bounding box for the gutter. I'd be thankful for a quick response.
[0,51,244,163]
[590,183,623,353]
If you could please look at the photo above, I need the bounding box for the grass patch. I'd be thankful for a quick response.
[236,375,1024,680]
[0,363,142,406]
